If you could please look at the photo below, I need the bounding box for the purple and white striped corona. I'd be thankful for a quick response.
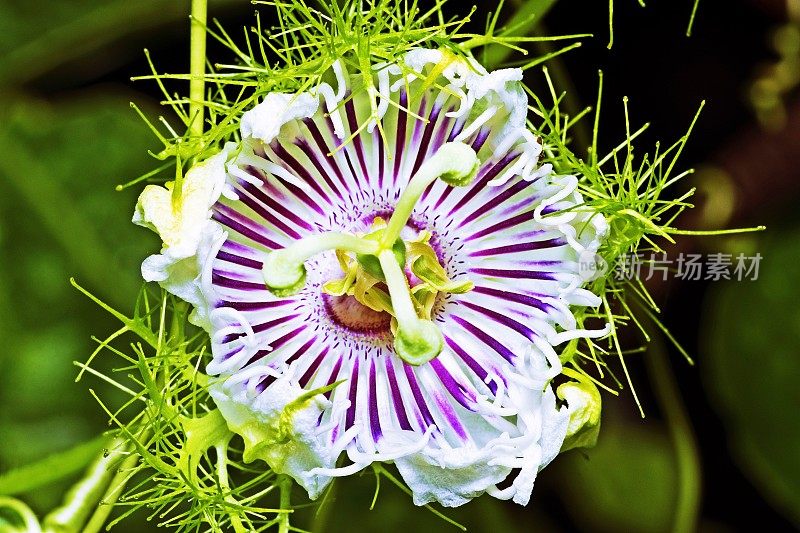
[134,48,609,507]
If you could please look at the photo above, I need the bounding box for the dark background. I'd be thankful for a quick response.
[0,1,797,531]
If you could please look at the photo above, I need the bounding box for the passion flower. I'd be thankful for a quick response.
[135,47,608,508]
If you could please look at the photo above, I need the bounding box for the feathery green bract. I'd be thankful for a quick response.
[526,68,703,414]
[127,0,587,170]
[74,281,473,532]
[75,283,292,532]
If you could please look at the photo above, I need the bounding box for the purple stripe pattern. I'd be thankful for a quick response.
[194,52,606,509]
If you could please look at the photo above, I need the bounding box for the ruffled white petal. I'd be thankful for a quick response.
[557,378,602,451]
[240,92,320,144]
[133,146,231,258]
[133,146,235,329]
[209,378,338,499]
[141,222,226,329]
[394,446,510,507]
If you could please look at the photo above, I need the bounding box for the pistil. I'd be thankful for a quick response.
[262,141,479,363]
[378,249,443,365]
[263,232,379,296]
[381,142,480,248]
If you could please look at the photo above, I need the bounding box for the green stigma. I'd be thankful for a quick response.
[262,232,380,296]
[380,142,480,248]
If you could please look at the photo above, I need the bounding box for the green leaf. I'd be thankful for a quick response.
[0,94,157,307]
[0,436,105,496]
[557,422,677,532]
[704,231,800,525]
[0,0,242,87]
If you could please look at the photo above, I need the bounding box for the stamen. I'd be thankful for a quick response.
[380,141,479,248]
[378,249,443,365]
[262,232,378,296]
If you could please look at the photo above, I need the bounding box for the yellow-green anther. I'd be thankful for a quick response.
[263,232,379,296]
[357,236,406,281]
[381,142,479,248]
[378,249,443,365]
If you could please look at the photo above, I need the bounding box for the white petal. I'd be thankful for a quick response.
[133,147,233,329]
[133,147,231,257]
[209,378,337,499]
[393,446,510,507]
[402,48,444,73]
[240,92,320,144]
[140,223,225,331]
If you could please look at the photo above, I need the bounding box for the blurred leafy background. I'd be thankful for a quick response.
[0,0,797,531]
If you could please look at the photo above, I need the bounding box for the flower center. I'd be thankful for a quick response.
[261,142,480,365]
[323,293,392,334]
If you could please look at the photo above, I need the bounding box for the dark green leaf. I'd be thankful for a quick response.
[0,436,105,496]
[704,231,800,525]
[557,421,677,532]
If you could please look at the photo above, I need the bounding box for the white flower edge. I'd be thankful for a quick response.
[209,377,338,499]
[399,47,528,131]
[141,223,227,329]
[557,378,602,451]
[208,363,574,507]
[238,48,529,150]
[133,145,235,328]
[393,386,570,508]
[133,146,231,260]
[391,48,539,186]
[240,92,320,145]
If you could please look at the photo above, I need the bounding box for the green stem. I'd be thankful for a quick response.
[41,435,131,533]
[278,475,292,533]
[0,497,42,533]
[80,448,141,533]
[216,442,247,533]
[381,142,478,248]
[686,0,701,37]
[645,333,702,533]
[189,0,208,139]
